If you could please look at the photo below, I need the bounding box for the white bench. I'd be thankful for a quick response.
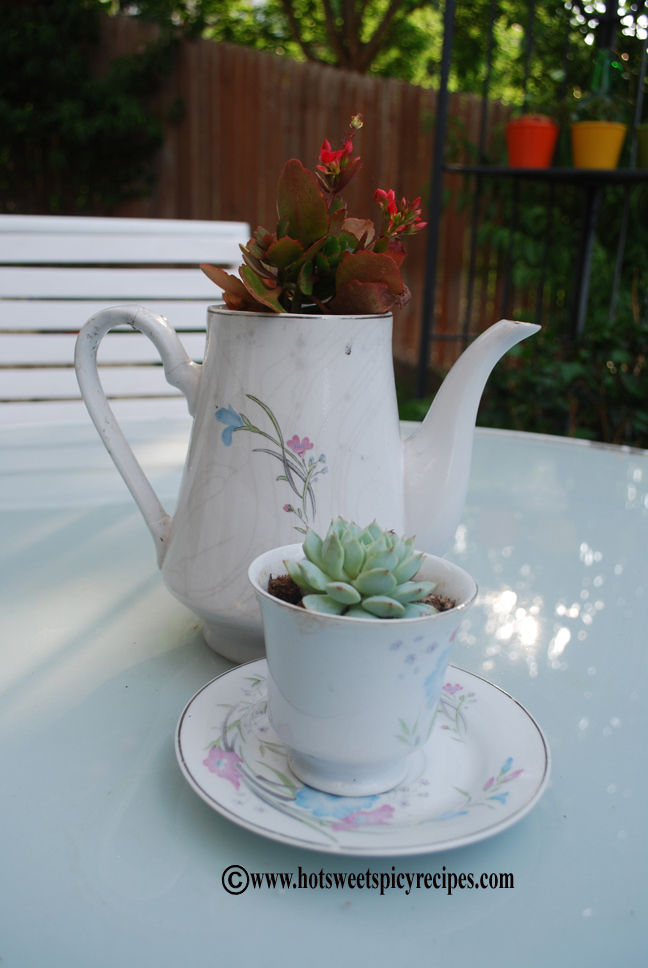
[0,214,249,424]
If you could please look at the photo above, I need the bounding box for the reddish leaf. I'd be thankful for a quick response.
[328,279,396,314]
[239,266,285,313]
[199,265,270,312]
[335,156,363,192]
[329,206,347,236]
[336,250,403,295]
[342,218,375,246]
[385,238,406,267]
[240,245,278,281]
[266,237,304,270]
[277,159,329,247]
[394,283,412,308]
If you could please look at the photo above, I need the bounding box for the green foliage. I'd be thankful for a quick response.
[286,517,438,618]
[399,178,648,448]
[0,0,177,214]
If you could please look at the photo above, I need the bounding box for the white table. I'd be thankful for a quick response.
[0,419,645,966]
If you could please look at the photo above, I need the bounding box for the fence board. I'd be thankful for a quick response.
[103,17,507,369]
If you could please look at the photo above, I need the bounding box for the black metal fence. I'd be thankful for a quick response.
[417,0,648,396]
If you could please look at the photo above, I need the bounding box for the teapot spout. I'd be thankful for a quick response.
[403,319,539,555]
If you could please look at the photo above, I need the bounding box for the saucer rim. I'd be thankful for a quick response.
[175,659,551,856]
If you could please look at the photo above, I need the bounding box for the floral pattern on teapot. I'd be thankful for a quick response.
[215,394,328,532]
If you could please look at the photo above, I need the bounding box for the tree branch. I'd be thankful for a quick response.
[357,0,407,72]
[343,0,359,61]
[321,0,350,67]
[278,0,323,63]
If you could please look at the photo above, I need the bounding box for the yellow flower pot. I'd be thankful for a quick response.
[571,121,627,169]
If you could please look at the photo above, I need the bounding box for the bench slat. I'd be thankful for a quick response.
[1,365,187,401]
[0,214,249,264]
[0,267,227,299]
[0,397,191,425]
[0,332,206,365]
[0,300,216,332]
[0,214,250,422]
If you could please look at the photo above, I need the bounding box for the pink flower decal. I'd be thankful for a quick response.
[443,683,463,696]
[283,504,291,511]
[483,776,495,790]
[331,804,394,830]
[203,747,243,790]
[502,769,524,782]
[286,435,314,458]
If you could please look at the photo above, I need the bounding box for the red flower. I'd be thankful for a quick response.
[319,138,354,167]
[375,188,426,237]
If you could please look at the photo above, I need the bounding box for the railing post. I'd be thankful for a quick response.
[416,0,456,398]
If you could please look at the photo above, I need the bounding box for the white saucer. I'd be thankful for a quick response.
[175,659,550,856]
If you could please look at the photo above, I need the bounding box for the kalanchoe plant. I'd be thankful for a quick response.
[284,517,438,619]
[201,115,426,315]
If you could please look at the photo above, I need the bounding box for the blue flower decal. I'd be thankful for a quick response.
[433,809,470,822]
[423,646,452,708]
[488,792,510,805]
[215,405,244,445]
[294,786,378,819]
[501,757,513,774]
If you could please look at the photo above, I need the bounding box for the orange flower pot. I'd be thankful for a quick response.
[506,115,559,168]
[571,121,627,169]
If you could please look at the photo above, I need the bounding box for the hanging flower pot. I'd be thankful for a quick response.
[506,115,559,168]
[636,123,648,168]
[571,121,627,169]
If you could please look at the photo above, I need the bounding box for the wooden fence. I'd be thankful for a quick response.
[105,16,510,370]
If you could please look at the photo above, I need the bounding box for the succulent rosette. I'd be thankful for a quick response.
[284,517,438,619]
[201,115,426,316]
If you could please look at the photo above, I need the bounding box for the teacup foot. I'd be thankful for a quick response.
[287,749,409,797]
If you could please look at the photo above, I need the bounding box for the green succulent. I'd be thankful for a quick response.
[284,517,438,619]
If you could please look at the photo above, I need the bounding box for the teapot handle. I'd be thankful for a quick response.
[74,305,202,565]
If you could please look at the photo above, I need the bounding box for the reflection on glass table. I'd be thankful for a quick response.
[0,419,644,967]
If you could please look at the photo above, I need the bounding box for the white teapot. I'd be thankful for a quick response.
[75,306,537,662]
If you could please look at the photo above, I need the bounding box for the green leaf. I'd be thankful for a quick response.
[353,568,397,596]
[298,260,314,295]
[392,581,436,603]
[266,236,304,270]
[343,605,367,618]
[300,559,329,592]
[315,252,331,275]
[276,159,329,247]
[239,266,285,313]
[364,547,399,571]
[303,528,325,569]
[402,603,437,618]
[393,554,423,584]
[322,531,345,580]
[325,581,361,605]
[341,535,365,579]
[362,596,405,618]
[285,558,315,592]
[302,594,345,615]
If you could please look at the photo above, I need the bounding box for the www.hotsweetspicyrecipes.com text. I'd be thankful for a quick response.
[222,865,514,896]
